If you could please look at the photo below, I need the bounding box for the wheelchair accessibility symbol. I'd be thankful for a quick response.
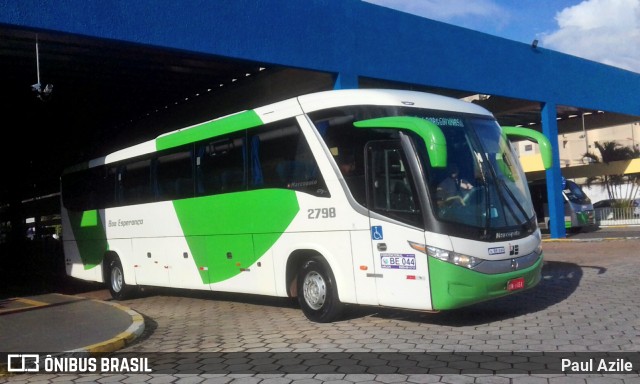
[371,226,384,240]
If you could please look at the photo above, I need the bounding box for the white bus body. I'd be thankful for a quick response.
[61,89,546,322]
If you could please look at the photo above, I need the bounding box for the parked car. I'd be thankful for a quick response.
[593,198,640,219]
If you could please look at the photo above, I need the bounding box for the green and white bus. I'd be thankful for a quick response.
[61,89,552,322]
[529,177,595,232]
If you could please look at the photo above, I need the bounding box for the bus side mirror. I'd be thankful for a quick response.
[354,117,447,168]
[502,126,553,170]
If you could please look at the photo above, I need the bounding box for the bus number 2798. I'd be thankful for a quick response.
[307,208,336,219]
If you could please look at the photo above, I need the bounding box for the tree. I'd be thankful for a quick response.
[584,141,640,207]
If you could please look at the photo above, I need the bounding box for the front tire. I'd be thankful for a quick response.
[107,257,134,300]
[297,259,343,323]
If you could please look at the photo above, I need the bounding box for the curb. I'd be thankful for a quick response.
[68,300,146,354]
[543,236,640,243]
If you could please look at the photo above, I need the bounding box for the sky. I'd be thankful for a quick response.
[363,0,640,74]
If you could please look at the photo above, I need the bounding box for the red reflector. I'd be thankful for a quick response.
[507,277,525,291]
[406,275,416,280]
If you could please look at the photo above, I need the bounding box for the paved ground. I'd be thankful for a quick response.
[2,234,640,383]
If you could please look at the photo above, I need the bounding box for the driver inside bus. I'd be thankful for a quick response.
[436,163,473,206]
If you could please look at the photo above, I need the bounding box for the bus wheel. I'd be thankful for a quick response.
[297,259,343,323]
[107,257,134,300]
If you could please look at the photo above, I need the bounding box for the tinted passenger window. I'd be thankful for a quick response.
[196,131,247,196]
[118,159,152,205]
[62,166,116,210]
[249,120,329,197]
[157,149,193,200]
[310,108,402,205]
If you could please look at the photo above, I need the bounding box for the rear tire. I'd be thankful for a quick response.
[297,259,343,323]
[107,257,134,300]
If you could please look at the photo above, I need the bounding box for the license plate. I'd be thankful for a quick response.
[380,253,416,270]
[507,277,525,291]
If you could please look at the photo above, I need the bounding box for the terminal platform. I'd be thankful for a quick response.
[0,293,144,353]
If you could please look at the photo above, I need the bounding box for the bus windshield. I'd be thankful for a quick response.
[311,106,535,233]
[563,179,591,204]
[418,114,534,229]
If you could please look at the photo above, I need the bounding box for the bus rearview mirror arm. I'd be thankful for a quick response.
[354,117,447,168]
[502,126,553,170]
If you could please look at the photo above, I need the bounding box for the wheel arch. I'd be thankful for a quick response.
[101,244,137,286]
[102,250,120,284]
[103,249,138,300]
[284,245,356,304]
[285,249,327,298]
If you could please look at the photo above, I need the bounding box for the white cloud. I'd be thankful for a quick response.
[363,0,509,27]
[542,0,640,73]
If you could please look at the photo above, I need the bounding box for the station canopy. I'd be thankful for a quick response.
[1,25,638,206]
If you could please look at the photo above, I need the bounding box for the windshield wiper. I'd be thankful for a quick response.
[496,175,530,224]
[479,152,530,226]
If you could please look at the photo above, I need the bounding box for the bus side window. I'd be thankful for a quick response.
[196,131,247,196]
[95,166,117,208]
[156,148,194,201]
[118,159,153,206]
[61,171,87,211]
[61,166,116,211]
[249,120,329,197]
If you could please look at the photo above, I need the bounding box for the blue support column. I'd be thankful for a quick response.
[333,72,359,90]
[541,101,566,239]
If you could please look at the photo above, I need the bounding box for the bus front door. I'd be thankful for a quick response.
[366,141,432,310]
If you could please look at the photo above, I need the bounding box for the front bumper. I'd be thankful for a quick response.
[428,253,543,310]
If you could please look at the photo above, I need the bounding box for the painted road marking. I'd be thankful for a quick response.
[0,297,51,315]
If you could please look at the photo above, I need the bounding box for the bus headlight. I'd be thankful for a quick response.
[428,245,482,269]
[409,241,483,269]
[450,253,482,269]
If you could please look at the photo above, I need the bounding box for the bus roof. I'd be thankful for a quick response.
[66,89,494,173]
[298,89,493,117]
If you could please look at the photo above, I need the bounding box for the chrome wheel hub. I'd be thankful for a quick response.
[302,271,326,310]
[111,266,123,293]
